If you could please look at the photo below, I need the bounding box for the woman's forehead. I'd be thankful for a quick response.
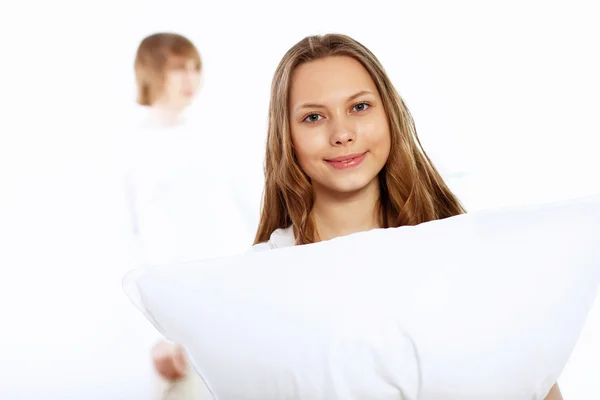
[290,56,378,107]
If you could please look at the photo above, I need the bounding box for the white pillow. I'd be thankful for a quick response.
[123,196,600,400]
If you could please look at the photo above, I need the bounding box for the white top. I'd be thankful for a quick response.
[251,226,296,252]
[120,118,255,266]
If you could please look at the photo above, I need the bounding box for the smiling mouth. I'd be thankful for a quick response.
[325,152,367,169]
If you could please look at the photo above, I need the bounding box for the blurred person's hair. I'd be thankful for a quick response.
[134,33,202,106]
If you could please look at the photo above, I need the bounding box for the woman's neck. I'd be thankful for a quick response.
[311,179,382,242]
[143,104,185,129]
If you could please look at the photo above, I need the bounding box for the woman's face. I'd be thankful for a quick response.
[155,56,202,110]
[289,55,391,198]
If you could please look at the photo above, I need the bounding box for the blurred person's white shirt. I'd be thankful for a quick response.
[118,107,256,268]
[112,106,260,399]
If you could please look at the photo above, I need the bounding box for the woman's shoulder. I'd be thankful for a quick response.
[250,226,296,253]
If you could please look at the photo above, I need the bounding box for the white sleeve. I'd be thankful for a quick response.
[115,131,145,267]
[123,172,140,236]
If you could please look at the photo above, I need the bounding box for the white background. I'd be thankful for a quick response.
[0,0,599,398]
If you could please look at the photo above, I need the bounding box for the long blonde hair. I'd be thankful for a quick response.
[254,33,465,245]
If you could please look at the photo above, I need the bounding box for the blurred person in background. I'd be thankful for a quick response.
[124,32,253,400]
[125,31,252,265]
[134,32,202,128]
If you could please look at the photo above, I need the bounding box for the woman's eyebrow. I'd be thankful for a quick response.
[294,90,375,112]
[294,102,326,112]
[346,90,374,102]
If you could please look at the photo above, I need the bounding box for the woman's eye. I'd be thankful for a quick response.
[352,102,370,112]
[304,113,323,123]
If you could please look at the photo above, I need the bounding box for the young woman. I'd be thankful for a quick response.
[153,33,563,400]
[128,32,252,400]
[125,32,252,267]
